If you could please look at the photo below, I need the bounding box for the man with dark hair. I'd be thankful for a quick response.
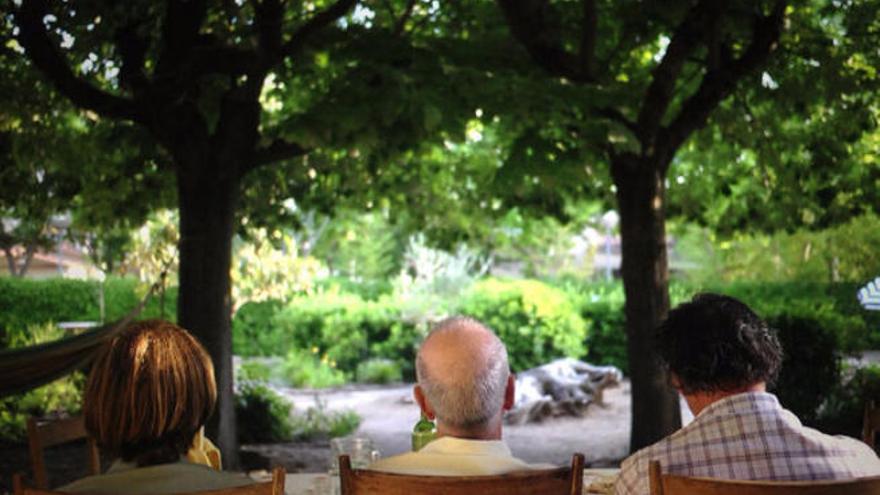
[615,293,880,495]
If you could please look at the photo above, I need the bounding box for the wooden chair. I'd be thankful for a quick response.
[26,415,100,489]
[12,466,286,495]
[338,452,584,495]
[863,400,880,451]
[648,460,880,495]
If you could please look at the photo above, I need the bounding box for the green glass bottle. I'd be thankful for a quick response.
[411,412,436,451]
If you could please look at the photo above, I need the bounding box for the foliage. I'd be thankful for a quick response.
[235,377,361,443]
[232,300,286,357]
[272,290,416,376]
[310,210,403,282]
[492,207,600,279]
[235,381,294,444]
[355,358,403,385]
[118,210,179,287]
[393,234,490,325]
[0,322,84,441]
[768,315,841,424]
[460,278,588,371]
[237,360,275,384]
[816,365,880,438]
[289,398,361,441]
[281,348,347,389]
[0,276,177,347]
[557,280,695,373]
[316,277,393,301]
[708,214,880,284]
[231,227,328,312]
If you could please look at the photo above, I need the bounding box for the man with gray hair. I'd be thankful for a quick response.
[368,316,552,475]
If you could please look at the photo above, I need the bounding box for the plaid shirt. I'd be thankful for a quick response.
[615,392,880,495]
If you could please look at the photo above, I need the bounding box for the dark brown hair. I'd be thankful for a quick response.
[655,293,783,394]
[84,320,217,466]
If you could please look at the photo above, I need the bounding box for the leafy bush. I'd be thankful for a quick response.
[816,365,880,438]
[235,381,294,444]
[0,277,176,349]
[460,278,588,371]
[356,358,403,384]
[768,315,841,424]
[289,398,361,441]
[237,360,275,383]
[232,300,285,356]
[281,348,347,388]
[272,291,420,377]
[0,323,85,441]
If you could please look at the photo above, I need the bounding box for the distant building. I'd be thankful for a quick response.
[1,241,102,279]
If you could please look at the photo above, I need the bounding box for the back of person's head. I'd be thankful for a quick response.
[656,293,783,394]
[84,319,217,466]
[416,316,510,432]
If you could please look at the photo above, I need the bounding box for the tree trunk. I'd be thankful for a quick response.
[176,155,240,468]
[18,243,36,277]
[3,248,16,276]
[612,154,681,452]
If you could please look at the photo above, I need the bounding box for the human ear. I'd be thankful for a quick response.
[414,385,436,419]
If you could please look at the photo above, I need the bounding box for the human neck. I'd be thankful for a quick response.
[684,382,766,416]
[436,419,502,441]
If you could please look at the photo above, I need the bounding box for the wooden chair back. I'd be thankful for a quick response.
[12,466,286,495]
[26,415,100,489]
[649,460,880,495]
[339,452,584,495]
[863,400,880,451]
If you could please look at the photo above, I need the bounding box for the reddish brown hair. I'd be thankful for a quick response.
[84,320,217,466]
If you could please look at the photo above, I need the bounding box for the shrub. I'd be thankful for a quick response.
[0,323,85,441]
[235,381,294,444]
[272,291,416,376]
[816,365,880,438]
[356,358,403,384]
[232,300,285,356]
[237,360,274,383]
[281,348,347,388]
[0,277,176,349]
[768,314,840,424]
[289,398,361,441]
[460,278,588,371]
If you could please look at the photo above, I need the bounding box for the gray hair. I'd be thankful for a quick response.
[416,316,510,430]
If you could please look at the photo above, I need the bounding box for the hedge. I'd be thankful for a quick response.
[0,276,176,348]
[460,278,588,371]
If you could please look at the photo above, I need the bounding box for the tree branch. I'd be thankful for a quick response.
[596,106,638,136]
[636,0,722,149]
[662,1,787,167]
[114,21,151,93]
[394,0,418,36]
[579,0,597,78]
[255,0,284,59]
[191,45,260,75]
[249,138,310,171]
[155,0,208,75]
[15,0,142,121]
[280,0,359,59]
[496,0,591,83]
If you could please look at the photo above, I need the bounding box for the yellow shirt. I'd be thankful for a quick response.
[367,436,555,476]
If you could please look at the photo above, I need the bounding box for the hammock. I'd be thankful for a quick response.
[0,283,158,398]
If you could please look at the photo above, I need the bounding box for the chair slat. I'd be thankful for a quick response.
[339,453,585,495]
[649,460,880,495]
[26,416,101,489]
[12,467,286,495]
